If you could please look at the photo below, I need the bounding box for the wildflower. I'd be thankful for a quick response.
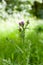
[19,21,24,27]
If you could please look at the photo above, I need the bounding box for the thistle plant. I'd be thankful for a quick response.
[18,20,29,43]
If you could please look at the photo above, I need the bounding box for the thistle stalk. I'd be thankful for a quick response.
[18,20,29,44]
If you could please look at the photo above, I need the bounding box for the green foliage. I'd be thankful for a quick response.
[4,0,31,14]
[0,0,2,2]
[30,1,43,19]
[0,24,43,65]
[0,0,43,65]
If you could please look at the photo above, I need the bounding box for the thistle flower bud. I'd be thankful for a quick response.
[21,21,24,26]
[26,20,29,24]
[19,21,24,27]
[19,22,21,26]
[19,27,22,32]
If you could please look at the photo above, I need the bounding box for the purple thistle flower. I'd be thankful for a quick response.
[19,21,24,27]
[21,21,24,26]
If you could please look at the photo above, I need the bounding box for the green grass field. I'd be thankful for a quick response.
[0,0,43,65]
[0,19,43,65]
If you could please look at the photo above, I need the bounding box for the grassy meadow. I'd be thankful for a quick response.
[0,0,43,65]
[0,17,43,65]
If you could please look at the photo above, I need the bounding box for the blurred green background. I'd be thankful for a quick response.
[0,0,43,65]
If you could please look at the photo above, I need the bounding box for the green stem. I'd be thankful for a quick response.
[22,28,25,44]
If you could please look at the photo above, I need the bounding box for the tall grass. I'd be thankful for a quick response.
[0,24,43,65]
